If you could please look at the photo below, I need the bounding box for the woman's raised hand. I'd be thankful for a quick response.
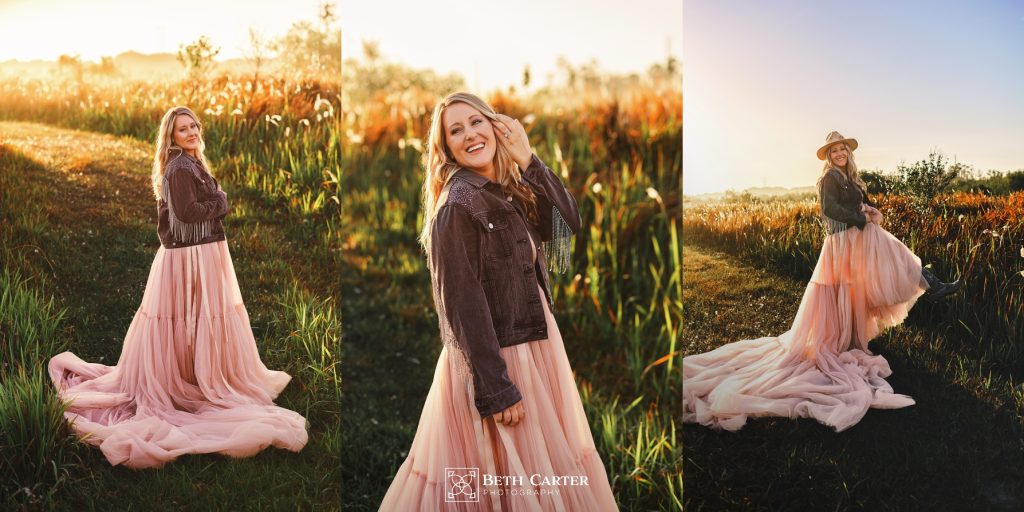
[491,400,526,427]
[492,113,534,171]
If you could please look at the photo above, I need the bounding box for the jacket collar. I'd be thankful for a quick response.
[452,168,494,189]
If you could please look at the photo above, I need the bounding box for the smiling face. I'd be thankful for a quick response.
[171,113,201,156]
[829,143,849,169]
[441,101,497,178]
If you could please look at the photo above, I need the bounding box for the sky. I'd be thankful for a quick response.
[684,0,1024,194]
[342,0,683,92]
[0,0,330,61]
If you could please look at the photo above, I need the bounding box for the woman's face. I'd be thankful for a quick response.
[442,101,497,175]
[172,114,201,155]
[829,143,849,168]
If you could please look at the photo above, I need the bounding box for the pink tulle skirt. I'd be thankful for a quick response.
[683,222,927,432]
[380,288,617,511]
[48,241,308,468]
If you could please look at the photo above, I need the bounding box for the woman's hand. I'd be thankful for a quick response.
[492,113,533,171]
[861,204,883,224]
[491,401,526,427]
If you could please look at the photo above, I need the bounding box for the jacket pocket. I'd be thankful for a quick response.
[477,213,513,260]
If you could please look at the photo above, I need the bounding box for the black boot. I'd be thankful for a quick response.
[921,267,962,301]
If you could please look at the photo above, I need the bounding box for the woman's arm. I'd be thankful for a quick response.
[820,173,868,229]
[431,204,522,418]
[491,114,581,241]
[165,164,229,223]
[520,155,582,241]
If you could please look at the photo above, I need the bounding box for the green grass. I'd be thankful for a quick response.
[0,122,340,510]
[681,243,1024,511]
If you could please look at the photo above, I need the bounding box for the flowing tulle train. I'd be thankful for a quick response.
[48,241,307,468]
[380,286,617,511]
[683,222,927,432]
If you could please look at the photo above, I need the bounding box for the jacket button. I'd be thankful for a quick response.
[507,196,513,202]
[487,222,494,230]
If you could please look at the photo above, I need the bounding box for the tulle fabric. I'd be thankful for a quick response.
[380,287,617,511]
[684,222,927,432]
[48,241,308,468]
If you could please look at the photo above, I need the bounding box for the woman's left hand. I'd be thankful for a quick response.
[492,113,533,170]
[861,204,883,224]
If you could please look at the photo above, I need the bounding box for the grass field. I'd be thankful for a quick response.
[0,116,340,508]
[681,195,1024,510]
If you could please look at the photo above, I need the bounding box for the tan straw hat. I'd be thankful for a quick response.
[817,131,858,160]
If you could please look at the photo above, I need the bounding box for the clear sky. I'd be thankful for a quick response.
[342,0,683,92]
[684,0,1024,194]
[0,0,329,61]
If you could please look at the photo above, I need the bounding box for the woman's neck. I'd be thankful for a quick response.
[467,163,497,183]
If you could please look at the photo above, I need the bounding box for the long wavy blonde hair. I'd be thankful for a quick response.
[151,106,212,200]
[418,92,537,250]
[820,142,867,193]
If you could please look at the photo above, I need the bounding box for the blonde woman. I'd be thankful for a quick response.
[380,92,617,510]
[683,131,960,433]
[48,106,307,468]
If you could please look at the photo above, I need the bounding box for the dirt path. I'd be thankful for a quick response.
[682,243,1024,511]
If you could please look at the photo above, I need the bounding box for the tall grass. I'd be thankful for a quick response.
[342,84,682,509]
[0,76,342,220]
[0,268,78,507]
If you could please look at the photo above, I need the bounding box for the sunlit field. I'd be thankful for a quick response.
[0,58,343,508]
[339,59,683,509]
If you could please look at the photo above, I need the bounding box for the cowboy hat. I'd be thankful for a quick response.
[817,131,858,160]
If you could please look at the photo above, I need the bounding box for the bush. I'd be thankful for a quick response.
[895,151,961,207]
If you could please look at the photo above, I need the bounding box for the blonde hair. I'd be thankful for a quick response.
[418,92,537,250]
[820,142,867,192]
[151,106,212,200]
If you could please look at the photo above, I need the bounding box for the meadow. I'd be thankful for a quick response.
[0,73,342,509]
[682,193,1024,510]
[339,82,683,509]
[0,65,684,509]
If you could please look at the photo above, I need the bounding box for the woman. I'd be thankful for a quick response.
[380,92,617,510]
[682,131,960,432]
[48,106,307,468]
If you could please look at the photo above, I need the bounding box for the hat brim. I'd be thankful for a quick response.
[817,138,858,160]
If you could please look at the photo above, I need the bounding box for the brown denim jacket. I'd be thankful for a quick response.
[819,168,873,234]
[157,151,230,249]
[429,155,581,417]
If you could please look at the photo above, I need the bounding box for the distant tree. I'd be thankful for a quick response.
[342,51,464,105]
[91,56,118,77]
[243,28,273,84]
[57,54,83,84]
[1009,171,1024,192]
[894,151,962,209]
[522,65,531,89]
[178,35,220,82]
[647,54,681,85]
[361,40,381,63]
[275,2,340,78]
